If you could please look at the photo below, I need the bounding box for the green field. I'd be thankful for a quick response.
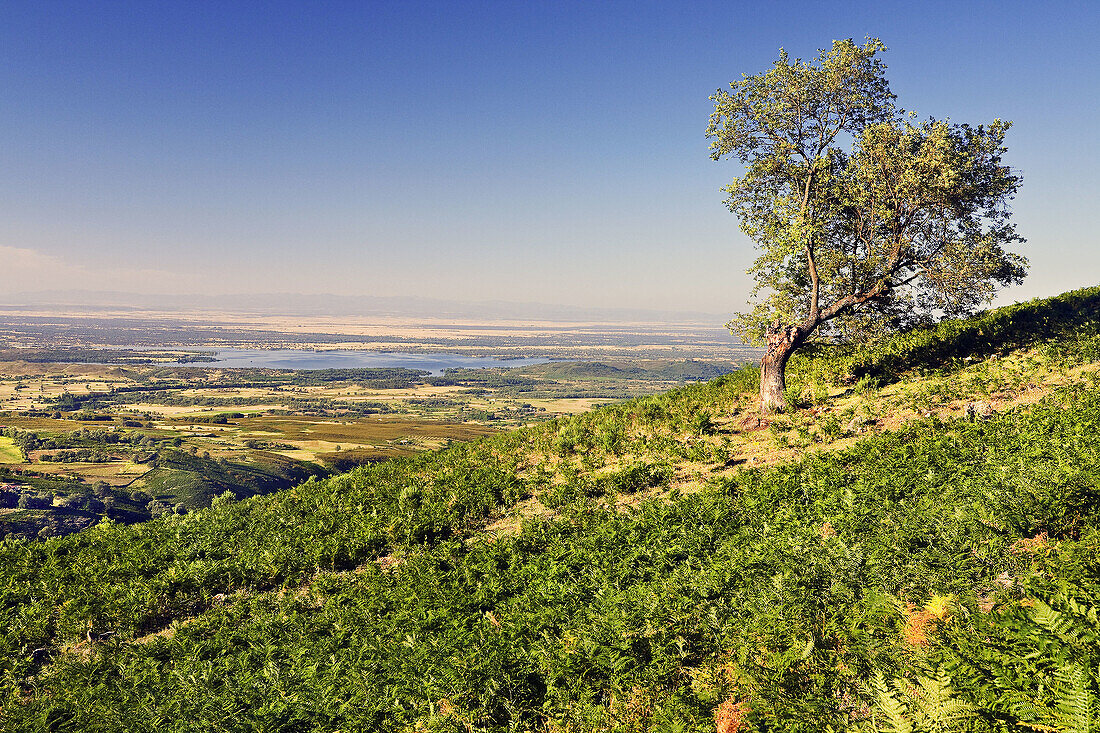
[0,436,23,463]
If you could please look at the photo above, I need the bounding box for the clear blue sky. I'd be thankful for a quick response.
[1,0,1096,315]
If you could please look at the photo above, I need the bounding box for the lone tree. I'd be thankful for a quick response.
[708,38,1026,412]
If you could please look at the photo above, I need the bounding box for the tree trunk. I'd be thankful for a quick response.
[760,323,801,413]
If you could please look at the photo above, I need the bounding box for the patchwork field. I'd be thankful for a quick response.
[0,338,749,539]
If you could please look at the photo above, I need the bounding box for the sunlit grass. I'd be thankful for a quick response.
[0,436,24,463]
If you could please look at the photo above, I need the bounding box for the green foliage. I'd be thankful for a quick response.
[937,555,1100,733]
[789,285,1100,388]
[5,291,1100,729]
[870,671,977,733]
[710,38,1025,348]
[0,379,1097,729]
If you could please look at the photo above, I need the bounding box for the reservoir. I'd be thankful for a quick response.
[164,348,549,375]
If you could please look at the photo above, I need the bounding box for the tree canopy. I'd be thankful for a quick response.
[708,38,1026,411]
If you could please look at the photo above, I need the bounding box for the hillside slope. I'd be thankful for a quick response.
[2,287,1100,732]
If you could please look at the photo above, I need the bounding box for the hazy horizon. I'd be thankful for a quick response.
[0,288,729,325]
[2,1,1097,315]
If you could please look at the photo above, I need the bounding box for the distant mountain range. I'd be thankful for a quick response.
[1,290,728,325]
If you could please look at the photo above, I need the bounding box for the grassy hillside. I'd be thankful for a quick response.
[2,287,1100,732]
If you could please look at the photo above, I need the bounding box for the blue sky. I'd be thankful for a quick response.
[0,1,1096,315]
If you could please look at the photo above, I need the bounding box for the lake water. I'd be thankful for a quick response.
[164,348,549,375]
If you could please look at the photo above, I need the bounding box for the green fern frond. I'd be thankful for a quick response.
[1030,598,1076,643]
[1003,693,1054,726]
[1028,595,1099,648]
[1050,664,1093,733]
[872,672,915,733]
[911,673,974,732]
[868,670,980,733]
[1005,664,1096,733]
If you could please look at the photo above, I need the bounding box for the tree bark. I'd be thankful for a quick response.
[760,323,802,413]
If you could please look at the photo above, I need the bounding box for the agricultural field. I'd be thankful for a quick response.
[0,437,22,464]
[0,286,1098,731]
[0,346,751,539]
